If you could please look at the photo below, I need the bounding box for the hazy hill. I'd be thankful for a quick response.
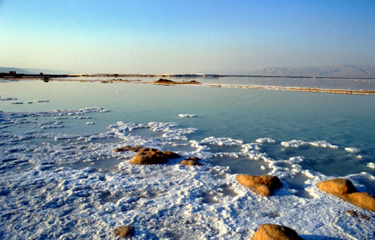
[248,65,375,78]
[0,67,73,74]
[0,67,30,74]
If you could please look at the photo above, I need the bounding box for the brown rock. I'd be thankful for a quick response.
[316,178,357,196]
[180,160,201,166]
[180,156,201,166]
[114,145,143,153]
[185,157,201,161]
[113,147,125,152]
[317,178,375,212]
[254,185,273,197]
[127,148,180,165]
[162,151,180,159]
[252,224,303,240]
[236,174,282,196]
[113,225,134,238]
[344,192,375,212]
[153,78,200,85]
[154,78,174,84]
[129,145,143,152]
[129,148,168,165]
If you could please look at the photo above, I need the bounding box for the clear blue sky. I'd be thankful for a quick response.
[1,0,375,74]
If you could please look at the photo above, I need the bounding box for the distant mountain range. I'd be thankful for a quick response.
[0,67,74,74]
[248,65,375,78]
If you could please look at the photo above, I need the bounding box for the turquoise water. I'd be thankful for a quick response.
[1,80,375,175]
[1,79,375,239]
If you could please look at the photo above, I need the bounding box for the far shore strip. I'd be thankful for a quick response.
[3,77,375,96]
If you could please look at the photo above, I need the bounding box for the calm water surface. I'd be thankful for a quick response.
[1,78,375,239]
[1,79,374,177]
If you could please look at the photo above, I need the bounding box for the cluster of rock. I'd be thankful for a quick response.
[111,146,204,238]
[234,174,305,239]
[112,146,374,239]
[316,178,375,212]
[112,223,304,239]
[236,174,282,197]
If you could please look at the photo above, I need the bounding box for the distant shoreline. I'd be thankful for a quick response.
[1,72,375,80]
[2,75,374,96]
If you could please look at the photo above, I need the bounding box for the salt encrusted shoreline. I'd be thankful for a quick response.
[2,75,375,96]
[15,77,375,96]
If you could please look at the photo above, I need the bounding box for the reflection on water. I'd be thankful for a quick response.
[207,156,269,176]
[197,77,375,90]
[357,177,375,196]
[1,80,375,179]
[65,76,375,91]
[7,75,374,90]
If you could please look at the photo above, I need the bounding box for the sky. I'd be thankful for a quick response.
[1,0,375,74]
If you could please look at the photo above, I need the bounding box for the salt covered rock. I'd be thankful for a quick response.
[317,178,375,212]
[236,174,282,197]
[180,156,201,166]
[162,151,180,159]
[252,224,303,240]
[115,146,179,164]
[129,148,168,165]
[180,160,201,166]
[113,225,134,238]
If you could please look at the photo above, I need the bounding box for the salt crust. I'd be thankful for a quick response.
[367,163,375,169]
[281,140,338,149]
[256,138,276,144]
[345,147,361,153]
[200,137,243,146]
[0,109,374,239]
[178,114,198,118]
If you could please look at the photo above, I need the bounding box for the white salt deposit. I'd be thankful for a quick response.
[282,140,339,149]
[309,140,338,149]
[200,137,243,146]
[178,114,198,118]
[281,140,309,148]
[367,163,375,169]
[256,138,276,143]
[148,122,179,132]
[73,116,92,119]
[345,147,361,153]
[1,107,374,239]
